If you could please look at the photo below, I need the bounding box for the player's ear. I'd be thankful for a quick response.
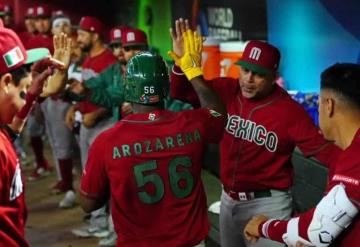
[325,97,335,118]
[0,73,13,94]
[92,32,99,43]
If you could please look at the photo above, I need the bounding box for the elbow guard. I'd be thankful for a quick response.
[283,184,358,246]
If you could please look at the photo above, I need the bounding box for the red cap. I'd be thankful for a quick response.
[34,5,51,18]
[25,7,35,18]
[52,9,65,18]
[236,40,280,75]
[79,16,103,35]
[0,4,12,15]
[0,26,50,74]
[121,28,148,47]
[109,26,129,45]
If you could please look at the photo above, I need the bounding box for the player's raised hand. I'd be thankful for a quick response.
[53,32,72,70]
[168,18,190,65]
[244,215,268,243]
[168,30,203,81]
[28,58,59,96]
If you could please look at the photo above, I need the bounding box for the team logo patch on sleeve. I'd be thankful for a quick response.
[209,109,222,117]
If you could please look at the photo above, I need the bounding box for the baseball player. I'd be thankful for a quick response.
[40,14,76,208]
[18,7,37,47]
[72,26,191,124]
[0,4,15,29]
[25,4,54,181]
[168,19,341,247]
[27,5,54,54]
[65,27,148,124]
[80,32,226,247]
[0,23,66,247]
[244,63,360,247]
[68,16,118,238]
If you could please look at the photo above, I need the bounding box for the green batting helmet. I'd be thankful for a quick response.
[125,51,169,104]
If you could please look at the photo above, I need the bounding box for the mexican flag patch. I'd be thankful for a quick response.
[3,47,24,68]
[209,109,222,117]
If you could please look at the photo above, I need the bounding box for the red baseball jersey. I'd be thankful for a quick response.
[327,128,360,246]
[260,128,360,246]
[27,34,54,54]
[18,31,35,49]
[81,108,225,247]
[77,49,117,114]
[0,129,28,247]
[170,66,340,191]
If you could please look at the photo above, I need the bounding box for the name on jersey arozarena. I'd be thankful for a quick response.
[112,129,201,159]
[226,115,278,152]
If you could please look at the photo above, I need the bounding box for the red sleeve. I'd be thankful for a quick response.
[170,65,201,108]
[288,106,340,167]
[194,108,226,143]
[80,133,110,201]
[260,208,316,243]
[329,173,360,207]
[170,66,239,109]
[261,178,360,244]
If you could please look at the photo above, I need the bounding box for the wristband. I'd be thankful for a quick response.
[16,92,37,120]
[183,67,203,81]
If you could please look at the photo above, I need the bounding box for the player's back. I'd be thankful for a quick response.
[102,108,224,247]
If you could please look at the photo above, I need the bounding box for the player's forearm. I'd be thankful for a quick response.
[170,65,201,108]
[40,70,68,97]
[259,218,288,243]
[8,92,38,134]
[260,184,358,247]
[189,75,226,116]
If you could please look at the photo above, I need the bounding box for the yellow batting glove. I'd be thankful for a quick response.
[167,30,204,81]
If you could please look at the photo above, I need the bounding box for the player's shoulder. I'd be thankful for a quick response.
[180,107,223,120]
[273,89,310,116]
[91,122,123,146]
[211,77,239,94]
[102,48,118,61]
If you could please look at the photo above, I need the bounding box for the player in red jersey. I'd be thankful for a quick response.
[244,63,360,247]
[80,30,226,247]
[0,4,15,29]
[168,19,341,247]
[27,5,54,54]
[18,7,37,48]
[0,23,68,247]
[69,15,119,239]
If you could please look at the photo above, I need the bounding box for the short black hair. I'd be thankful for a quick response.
[0,66,30,87]
[321,63,360,109]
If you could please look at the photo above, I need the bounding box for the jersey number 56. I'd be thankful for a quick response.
[133,156,194,204]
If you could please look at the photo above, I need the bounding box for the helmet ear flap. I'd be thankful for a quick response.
[124,51,169,105]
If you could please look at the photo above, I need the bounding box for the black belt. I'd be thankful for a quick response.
[224,187,272,201]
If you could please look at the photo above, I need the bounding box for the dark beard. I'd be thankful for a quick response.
[81,43,92,53]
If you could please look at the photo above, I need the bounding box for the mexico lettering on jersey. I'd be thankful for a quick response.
[169,69,338,192]
[226,114,278,152]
